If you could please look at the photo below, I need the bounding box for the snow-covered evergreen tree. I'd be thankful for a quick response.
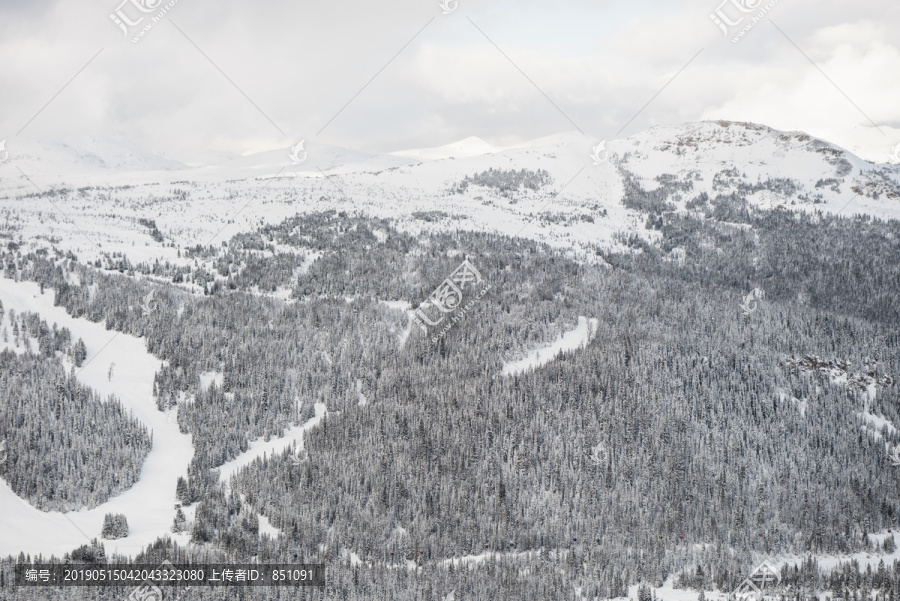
[101,513,128,539]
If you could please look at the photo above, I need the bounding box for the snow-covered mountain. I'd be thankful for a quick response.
[605,120,900,216]
[390,136,502,160]
[0,135,187,177]
[2,121,900,601]
[1,121,898,267]
[205,139,419,177]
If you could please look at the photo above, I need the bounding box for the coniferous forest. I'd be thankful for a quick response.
[0,331,151,512]
[1,184,899,599]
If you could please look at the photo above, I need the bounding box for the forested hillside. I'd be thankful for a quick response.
[1,191,899,599]
[0,342,151,511]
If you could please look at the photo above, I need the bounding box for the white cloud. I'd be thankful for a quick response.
[0,0,897,160]
[699,21,900,160]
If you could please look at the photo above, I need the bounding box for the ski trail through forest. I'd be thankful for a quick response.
[502,316,599,376]
[0,277,194,558]
[217,402,327,488]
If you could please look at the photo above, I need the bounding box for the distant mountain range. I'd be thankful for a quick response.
[1,121,898,262]
[3,121,898,186]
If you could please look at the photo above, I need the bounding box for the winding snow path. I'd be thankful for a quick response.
[217,403,326,487]
[215,403,327,541]
[502,316,598,376]
[0,278,194,558]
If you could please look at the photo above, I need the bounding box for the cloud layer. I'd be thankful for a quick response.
[0,0,897,161]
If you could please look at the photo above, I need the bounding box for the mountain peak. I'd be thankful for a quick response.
[391,136,500,160]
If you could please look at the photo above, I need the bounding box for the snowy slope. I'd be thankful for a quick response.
[0,278,194,559]
[616,121,900,220]
[196,139,418,180]
[1,121,898,271]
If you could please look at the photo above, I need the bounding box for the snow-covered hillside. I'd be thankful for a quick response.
[1,135,187,178]
[502,316,598,376]
[0,279,194,559]
[0,120,898,307]
[613,121,900,220]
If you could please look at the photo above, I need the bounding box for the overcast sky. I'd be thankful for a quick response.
[1,0,898,161]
